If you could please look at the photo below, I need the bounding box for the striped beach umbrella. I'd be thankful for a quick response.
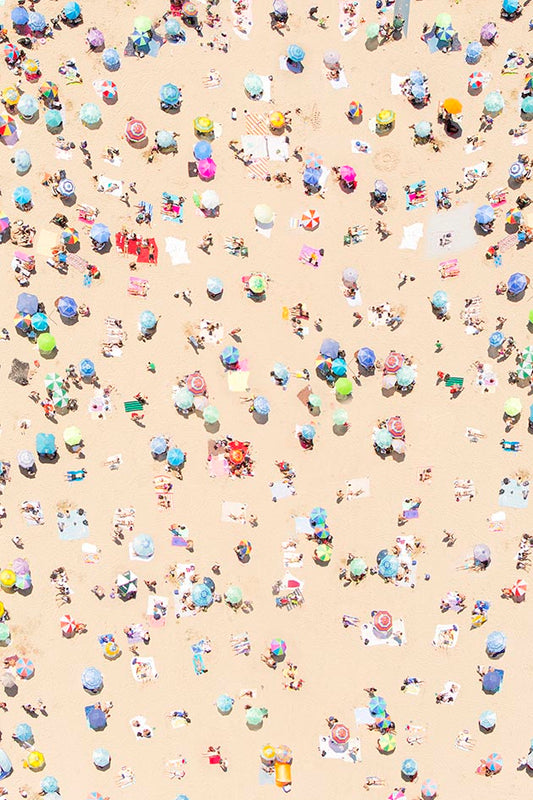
[300,209,320,230]
[383,352,404,373]
[270,638,286,657]
[125,118,147,142]
[100,81,117,100]
[0,115,17,136]
[16,657,35,678]
[40,81,58,100]
[60,614,76,636]
[62,227,79,245]
[331,723,350,744]
[421,779,438,798]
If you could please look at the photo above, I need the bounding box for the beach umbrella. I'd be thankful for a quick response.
[53,389,69,410]
[150,436,167,456]
[409,70,424,86]
[35,433,56,455]
[198,158,217,179]
[14,185,32,207]
[191,583,213,607]
[332,409,349,426]
[244,73,263,97]
[374,429,393,450]
[379,554,399,578]
[4,43,20,63]
[87,29,105,47]
[484,91,504,113]
[186,372,207,396]
[254,204,274,225]
[165,17,182,37]
[116,570,137,598]
[312,525,330,540]
[335,377,352,396]
[273,362,289,383]
[225,585,243,605]
[125,119,147,142]
[340,165,356,183]
[102,48,120,69]
[138,311,157,331]
[167,448,185,468]
[90,223,110,244]
[31,312,48,332]
[509,161,526,180]
[504,397,522,419]
[300,209,320,230]
[41,776,59,793]
[373,607,393,634]
[431,290,448,309]
[63,2,81,19]
[485,753,503,773]
[159,83,181,105]
[383,352,404,373]
[387,416,405,438]
[287,44,305,62]
[57,179,75,199]
[402,758,418,777]
[435,12,452,27]
[17,450,35,470]
[468,72,484,91]
[61,228,79,246]
[486,631,506,657]
[80,359,95,377]
[203,406,219,424]
[503,0,519,11]
[88,708,107,731]
[349,557,367,578]
[13,151,32,177]
[174,388,194,411]
[479,710,497,730]
[356,348,375,370]
[206,276,223,296]
[82,667,103,691]
[466,41,482,62]
[315,543,332,562]
[40,82,59,102]
[100,80,117,100]
[246,707,266,726]
[0,115,17,137]
[320,338,339,359]
[508,272,527,295]
[201,190,219,210]
[348,101,363,118]
[133,534,154,558]
[0,623,10,642]
[45,109,63,130]
[270,638,286,657]
[26,751,45,770]
[413,121,431,139]
[79,103,101,125]
[475,205,494,225]
[506,208,522,225]
[16,657,34,678]
[17,291,38,315]
[331,723,350,744]
[156,130,176,149]
[376,109,395,126]
[269,111,285,129]
[193,140,212,160]
[0,569,15,589]
[134,15,152,32]
[299,424,315,441]
[14,312,31,333]
[63,426,82,447]
[521,96,533,117]
[57,296,78,318]
[436,24,455,43]
[195,116,214,135]
[474,543,491,563]
[366,22,379,38]
[22,59,38,79]
[511,579,527,600]
[11,6,29,25]
[305,153,323,170]
[411,84,425,103]
[421,779,438,798]
[93,748,110,768]
[248,275,266,294]
[253,396,270,416]
[378,733,396,753]
[482,670,502,693]
[523,345,533,360]
[323,50,341,69]
[342,267,359,286]
[216,694,234,713]
[131,29,151,49]
[369,695,388,717]
[303,168,320,186]
[28,12,46,31]
[3,87,20,106]
[60,614,76,636]
[221,345,239,366]
[396,365,415,387]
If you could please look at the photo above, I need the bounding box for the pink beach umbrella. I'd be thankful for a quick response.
[421,779,437,798]
[197,157,217,180]
[340,165,356,183]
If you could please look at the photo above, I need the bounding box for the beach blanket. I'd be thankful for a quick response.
[57,507,89,540]
[247,159,270,180]
[113,507,135,534]
[146,595,168,626]
[129,715,155,739]
[161,193,184,223]
[282,540,303,568]
[454,478,475,501]
[202,69,222,88]
[319,735,361,762]
[231,0,253,39]
[245,113,269,136]
[361,618,406,646]
[8,358,29,385]
[209,454,230,477]
[172,563,199,617]
[329,69,349,89]
[439,258,460,278]
[432,624,459,648]
[406,180,427,211]
[221,501,248,523]
[55,146,73,160]
[97,176,123,196]
[165,237,190,265]
[400,223,424,250]
[21,500,43,525]
[298,245,323,268]
[391,73,408,95]
[338,0,359,40]
[227,371,250,392]
[498,478,529,508]
[270,480,296,501]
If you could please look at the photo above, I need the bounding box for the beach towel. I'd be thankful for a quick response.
[354,707,374,726]
[338,0,359,40]
[57,508,89,540]
[161,193,184,223]
[406,180,427,210]
[360,618,406,646]
[55,146,73,160]
[439,259,460,278]
[245,113,269,136]
[227,371,250,392]
[266,136,289,161]
[319,735,361,762]
[128,277,149,296]
[130,656,158,682]
[298,245,323,268]
[351,139,372,154]
[241,135,268,160]
[34,228,57,257]
[487,188,508,207]
[258,768,276,785]
[329,69,349,89]
[454,478,475,501]
[400,223,424,250]
[164,237,190,265]
[202,69,222,88]
[8,358,29,385]
[209,455,230,477]
[231,0,253,39]
[66,252,89,273]
[221,501,248,523]
[129,715,155,738]
[294,516,314,535]
[21,500,43,525]
[498,478,529,508]
[432,624,459,648]
[247,159,270,180]
[270,481,296,501]
[282,540,303,568]
[391,74,408,95]
[147,595,168,627]
[97,176,123,196]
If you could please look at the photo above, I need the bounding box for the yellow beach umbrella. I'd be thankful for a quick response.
[194,116,214,134]
[262,744,276,761]
[269,111,285,129]
[0,569,16,589]
[376,109,395,126]
[2,86,20,105]
[104,641,121,659]
[26,750,45,770]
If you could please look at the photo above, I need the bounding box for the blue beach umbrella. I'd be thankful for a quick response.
[102,48,120,69]
[436,24,455,43]
[92,748,110,768]
[508,272,527,295]
[88,707,107,730]
[489,331,505,347]
[31,313,48,332]
[320,338,339,358]
[133,534,154,558]
[165,18,182,37]
[475,205,495,224]
[509,161,526,180]
[378,554,400,578]
[156,130,176,149]
[58,296,77,318]
[415,120,431,138]
[303,168,320,186]
[310,506,327,525]
[28,11,46,31]
[273,362,289,383]
[253,396,270,415]
[191,583,213,607]
[207,276,223,295]
[287,44,305,62]
[486,631,506,657]
[14,150,31,173]
[17,292,38,315]
[503,0,519,12]
[369,696,387,716]
[409,70,424,85]
[431,290,448,309]
[63,2,81,20]
[11,7,29,25]
[216,694,234,713]
[57,179,75,197]
[411,84,425,102]
[82,667,103,692]
[357,347,376,369]
[167,448,185,467]
[80,358,95,377]
[484,91,504,114]
[45,109,63,130]
[479,710,497,730]
[17,94,39,119]
[482,670,502,693]
[221,346,239,366]
[301,425,316,441]
[194,140,212,159]
[13,186,31,206]
[331,358,347,377]
[150,436,168,456]
[139,310,157,330]
[160,83,181,105]
[14,723,33,743]
[90,223,110,243]
[41,777,59,793]
[402,758,418,777]
[465,41,482,63]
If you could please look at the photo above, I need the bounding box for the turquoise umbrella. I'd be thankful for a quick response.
[522,96,533,116]
[79,103,102,125]
[431,290,448,309]
[45,109,62,130]
[374,429,392,449]
[156,130,176,149]
[396,365,415,387]
[216,694,234,713]
[414,121,431,138]
[244,73,263,97]
[484,91,504,114]
[287,44,305,62]
[17,94,38,118]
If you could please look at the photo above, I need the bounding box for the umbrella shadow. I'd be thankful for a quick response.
[20,113,40,126]
[467,86,483,97]
[333,424,348,436]
[103,95,118,106]
[19,465,37,478]
[38,349,58,362]
[204,421,220,434]
[365,38,379,52]
[252,411,269,425]
[127,138,148,150]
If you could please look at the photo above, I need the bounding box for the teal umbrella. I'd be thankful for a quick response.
[522,96,533,116]
[246,707,266,726]
[243,73,263,97]
[366,22,379,38]
[203,405,219,424]
[79,103,102,125]
[45,109,62,129]
[484,91,504,114]
[396,365,415,387]
[374,429,392,449]
[225,585,243,605]
[216,694,234,713]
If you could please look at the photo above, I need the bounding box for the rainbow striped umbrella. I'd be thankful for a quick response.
[270,638,286,657]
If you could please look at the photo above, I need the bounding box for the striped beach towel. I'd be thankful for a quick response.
[247,159,270,180]
[124,400,143,412]
[245,113,269,136]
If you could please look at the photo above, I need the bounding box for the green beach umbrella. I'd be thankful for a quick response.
[375,429,393,449]
[378,732,396,752]
[521,345,533,361]
[504,397,522,417]
[332,408,349,426]
[366,23,379,38]
[516,363,533,380]
[0,622,10,642]
[396,365,415,387]
[133,15,152,32]
[37,333,56,353]
[246,707,266,726]
[203,405,220,424]
[308,393,322,408]
[63,426,82,446]
[335,377,353,396]
[44,373,63,392]
[225,585,243,605]
[484,91,504,114]
[52,390,69,409]
[435,12,452,28]
[349,557,367,578]
[315,543,332,562]
[248,275,266,294]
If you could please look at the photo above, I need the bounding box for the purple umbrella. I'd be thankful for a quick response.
[87,28,105,48]
[480,22,497,40]
[12,558,30,576]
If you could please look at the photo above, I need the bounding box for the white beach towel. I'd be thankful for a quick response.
[361,618,406,646]
[165,237,190,265]
[400,223,424,250]
[391,74,408,95]
[260,76,272,102]
[330,69,349,89]
[266,136,289,161]
[97,176,123,196]
[221,501,248,523]
[231,0,253,39]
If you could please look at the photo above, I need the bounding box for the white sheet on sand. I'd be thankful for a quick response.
[260,77,272,102]
[266,136,289,161]
[270,480,295,501]
[221,501,248,523]
[319,736,361,762]
[330,70,349,89]
[344,288,362,307]
[282,540,303,568]
[355,707,374,726]
[351,140,372,154]
[55,146,73,160]
[279,55,289,71]
[294,516,313,535]
[433,624,459,648]
[318,167,330,189]
[255,222,273,238]
[227,371,250,391]
[400,223,424,250]
[280,571,304,591]
[242,135,268,160]
[130,656,158,682]
[97,176,123,196]
[391,74,408,95]
[339,0,358,40]
[165,237,190,265]
[361,618,406,646]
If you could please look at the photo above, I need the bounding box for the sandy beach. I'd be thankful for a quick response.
[0,0,533,798]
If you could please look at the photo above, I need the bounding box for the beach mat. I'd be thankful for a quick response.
[498,478,529,508]
[57,508,89,540]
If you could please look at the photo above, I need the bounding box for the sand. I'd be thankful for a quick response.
[0,0,532,798]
